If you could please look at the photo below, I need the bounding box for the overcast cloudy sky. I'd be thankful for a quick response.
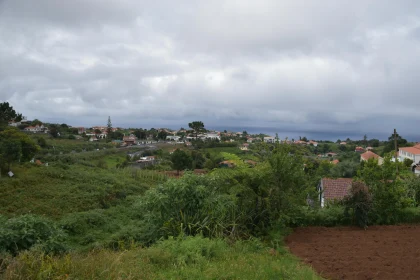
[1,0,420,139]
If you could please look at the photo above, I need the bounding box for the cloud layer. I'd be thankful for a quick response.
[1,0,420,139]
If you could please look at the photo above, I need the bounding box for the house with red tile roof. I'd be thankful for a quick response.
[331,159,339,165]
[308,140,318,147]
[355,146,365,152]
[318,178,353,207]
[360,151,383,165]
[399,144,420,164]
[123,135,137,146]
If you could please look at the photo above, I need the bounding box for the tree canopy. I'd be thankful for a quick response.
[0,102,22,128]
[188,121,205,139]
[0,128,39,170]
[171,149,192,175]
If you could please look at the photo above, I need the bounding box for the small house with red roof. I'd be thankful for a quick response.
[331,159,339,165]
[123,135,137,146]
[355,146,365,152]
[360,151,383,165]
[318,178,353,207]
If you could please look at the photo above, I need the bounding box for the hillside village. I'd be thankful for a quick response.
[2,105,420,279]
[7,114,420,206]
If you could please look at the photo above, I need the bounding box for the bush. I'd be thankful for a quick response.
[0,215,66,255]
[343,182,372,228]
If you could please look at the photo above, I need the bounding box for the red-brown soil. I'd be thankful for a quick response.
[285,225,420,280]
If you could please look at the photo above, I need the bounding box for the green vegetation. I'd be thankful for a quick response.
[1,111,420,279]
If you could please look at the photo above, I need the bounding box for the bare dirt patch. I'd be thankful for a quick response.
[285,225,420,280]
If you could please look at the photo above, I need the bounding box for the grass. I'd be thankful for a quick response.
[0,162,155,218]
[202,147,244,156]
[1,237,322,280]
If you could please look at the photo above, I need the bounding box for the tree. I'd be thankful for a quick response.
[157,130,168,140]
[94,129,101,134]
[188,121,205,140]
[0,128,39,171]
[31,119,43,126]
[171,149,192,175]
[106,116,112,136]
[0,102,22,128]
[383,132,408,154]
[0,139,21,171]
[50,127,59,138]
[343,182,372,229]
[133,129,146,140]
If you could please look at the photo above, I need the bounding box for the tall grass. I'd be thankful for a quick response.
[1,236,322,280]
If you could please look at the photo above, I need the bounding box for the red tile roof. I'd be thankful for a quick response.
[361,151,381,161]
[321,178,352,200]
[331,159,339,165]
[399,147,420,155]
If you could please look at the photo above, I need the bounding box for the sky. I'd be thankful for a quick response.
[1,0,420,140]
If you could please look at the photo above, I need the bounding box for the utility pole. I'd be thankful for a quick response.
[394,128,399,176]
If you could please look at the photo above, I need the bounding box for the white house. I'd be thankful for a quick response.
[263,136,276,143]
[166,135,181,141]
[399,144,420,164]
[204,133,221,141]
[24,125,45,133]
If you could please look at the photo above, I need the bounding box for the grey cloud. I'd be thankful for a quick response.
[1,0,420,140]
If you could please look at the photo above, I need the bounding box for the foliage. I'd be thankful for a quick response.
[0,102,22,128]
[134,174,238,243]
[383,133,408,154]
[343,182,373,228]
[170,149,192,174]
[0,215,66,255]
[403,158,414,167]
[106,116,112,136]
[1,236,322,280]
[188,121,205,139]
[357,155,414,224]
[0,128,39,170]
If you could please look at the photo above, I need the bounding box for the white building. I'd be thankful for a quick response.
[263,136,276,143]
[166,135,181,141]
[204,133,220,141]
[24,125,45,133]
[399,144,420,164]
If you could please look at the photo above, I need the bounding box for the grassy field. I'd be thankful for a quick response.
[0,139,324,279]
[1,236,322,280]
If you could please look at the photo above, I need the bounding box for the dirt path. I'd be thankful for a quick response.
[285,225,420,280]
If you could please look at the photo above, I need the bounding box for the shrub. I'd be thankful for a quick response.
[343,182,372,228]
[0,215,66,255]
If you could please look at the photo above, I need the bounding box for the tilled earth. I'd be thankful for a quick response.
[285,225,420,280]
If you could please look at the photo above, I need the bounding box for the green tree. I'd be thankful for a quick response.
[157,130,168,140]
[106,116,112,138]
[0,128,39,170]
[383,133,408,154]
[49,125,59,138]
[31,119,43,126]
[171,149,192,175]
[133,129,146,140]
[37,137,47,148]
[0,102,22,128]
[0,138,21,170]
[188,121,205,140]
